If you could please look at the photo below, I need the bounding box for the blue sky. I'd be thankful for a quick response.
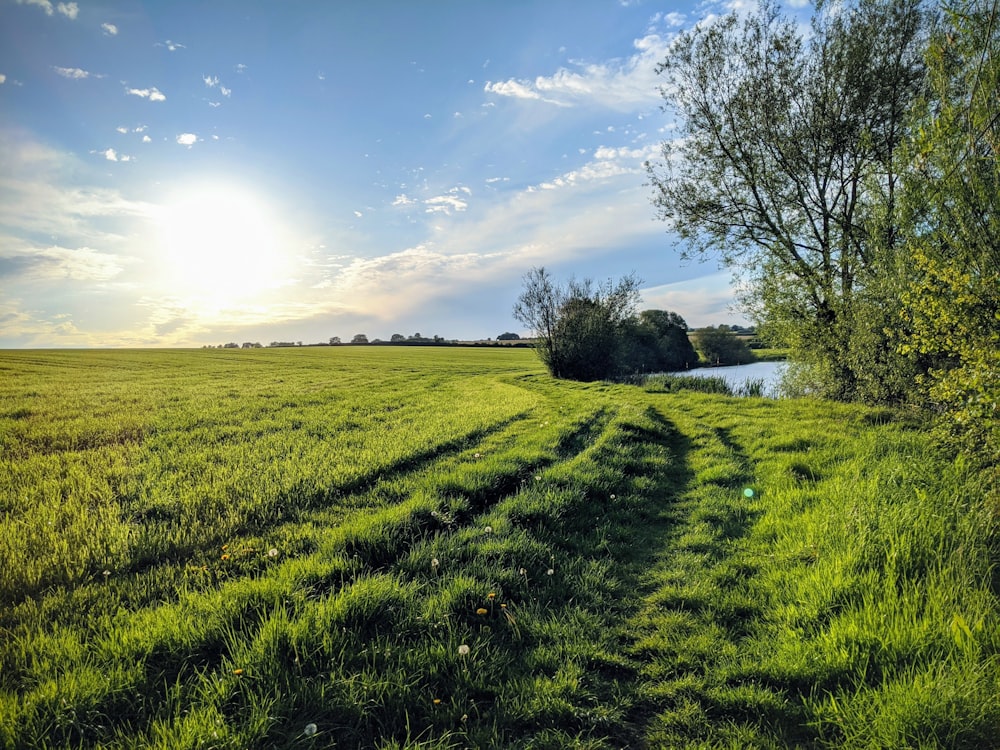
[0,0,776,347]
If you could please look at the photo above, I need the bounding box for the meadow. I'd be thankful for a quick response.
[0,347,997,749]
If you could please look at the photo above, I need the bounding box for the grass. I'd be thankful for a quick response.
[1,347,997,748]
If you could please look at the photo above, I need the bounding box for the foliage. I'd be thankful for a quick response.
[691,325,755,365]
[512,267,642,380]
[351,333,369,344]
[1,348,998,747]
[619,309,698,373]
[648,0,929,401]
[896,0,1000,467]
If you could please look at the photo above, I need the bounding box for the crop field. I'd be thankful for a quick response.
[1,347,998,749]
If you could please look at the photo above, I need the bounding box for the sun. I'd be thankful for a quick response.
[157,183,290,308]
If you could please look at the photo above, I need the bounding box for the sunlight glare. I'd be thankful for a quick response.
[158,183,290,309]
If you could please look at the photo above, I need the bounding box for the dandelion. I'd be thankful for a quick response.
[102,569,111,578]
[221,554,230,561]
[476,607,488,616]
[610,494,616,500]
[518,567,527,576]
[431,558,439,569]
[473,452,481,458]
[303,722,318,737]
[546,568,554,576]
[458,644,470,656]
[484,525,493,534]
[487,592,496,600]
[222,544,229,551]
[433,698,442,705]
[267,548,279,558]
[534,475,541,481]
[232,669,244,675]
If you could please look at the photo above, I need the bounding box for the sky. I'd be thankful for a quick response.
[0,0,787,347]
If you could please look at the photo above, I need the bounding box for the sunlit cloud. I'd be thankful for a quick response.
[0,74,6,84]
[175,133,198,146]
[155,40,185,51]
[102,22,118,35]
[485,33,672,111]
[126,86,166,101]
[0,241,126,281]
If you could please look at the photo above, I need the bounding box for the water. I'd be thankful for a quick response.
[679,361,786,397]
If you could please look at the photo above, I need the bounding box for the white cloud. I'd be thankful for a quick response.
[102,22,118,35]
[53,66,91,79]
[220,85,231,97]
[424,195,468,214]
[0,74,6,84]
[353,211,363,218]
[156,40,184,51]
[126,86,166,101]
[102,148,118,161]
[640,272,749,327]
[116,126,128,134]
[235,63,248,73]
[175,133,198,146]
[0,242,125,281]
[15,0,76,17]
[142,135,151,143]
[203,75,219,87]
[392,194,417,206]
[484,32,673,111]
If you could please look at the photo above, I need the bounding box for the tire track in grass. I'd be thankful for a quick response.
[628,398,820,748]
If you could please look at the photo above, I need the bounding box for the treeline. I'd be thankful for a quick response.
[643,0,997,467]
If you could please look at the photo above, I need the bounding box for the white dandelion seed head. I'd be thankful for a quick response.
[431,558,439,567]
[484,526,493,534]
[458,644,470,656]
[303,722,317,736]
[546,568,554,575]
[267,548,279,557]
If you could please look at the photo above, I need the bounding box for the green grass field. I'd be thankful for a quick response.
[1,347,997,749]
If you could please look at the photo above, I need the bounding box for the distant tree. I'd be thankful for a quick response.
[329,336,341,345]
[497,332,520,341]
[224,342,239,349]
[620,310,698,372]
[513,267,641,381]
[693,326,755,366]
[390,333,406,342]
[351,334,369,344]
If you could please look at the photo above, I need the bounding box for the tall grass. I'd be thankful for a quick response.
[1,349,996,748]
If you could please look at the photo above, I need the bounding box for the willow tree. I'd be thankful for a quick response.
[648,0,928,400]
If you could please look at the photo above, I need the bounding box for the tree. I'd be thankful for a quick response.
[619,310,698,372]
[692,325,755,366]
[513,267,641,380]
[648,0,929,400]
[390,333,406,342]
[351,334,369,344]
[497,332,520,341]
[897,0,1000,464]
[329,336,341,345]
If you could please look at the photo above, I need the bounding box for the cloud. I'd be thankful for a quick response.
[53,66,92,79]
[156,40,185,51]
[102,22,118,35]
[142,134,151,143]
[484,33,673,111]
[0,74,6,84]
[640,272,749,326]
[126,86,166,101]
[203,75,219,87]
[15,0,77,18]
[235,63,248,74]
[102,148,118,161]
[175,133,198,146]
[204,75,231,97]
[0,241,125,282]
[392,194,417,206]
